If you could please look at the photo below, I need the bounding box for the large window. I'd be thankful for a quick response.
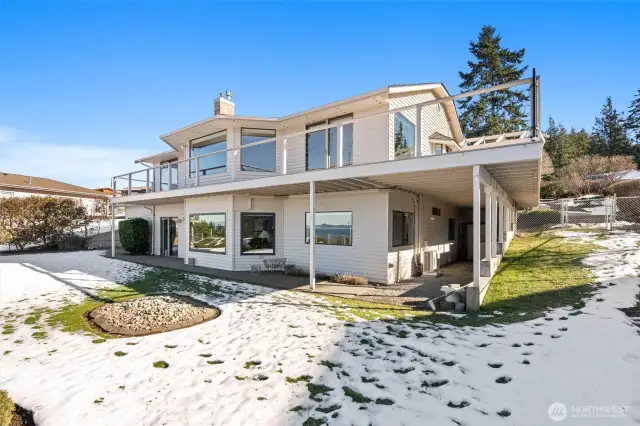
[160,159,178,191]
[240,213,275,255]
[241,128,276,172]
[190,131,227,177]
[305,211,352,246]
[306,114,354,170]
[394,113,415,159]
[392,211,414,247]
[189,213,226,254]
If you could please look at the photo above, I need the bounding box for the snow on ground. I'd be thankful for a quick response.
[1,232,640,426]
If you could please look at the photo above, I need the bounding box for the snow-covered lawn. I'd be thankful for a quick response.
[1,231,640,425]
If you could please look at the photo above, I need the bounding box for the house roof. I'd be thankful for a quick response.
[154,83,463,155]
[0,172,108,199]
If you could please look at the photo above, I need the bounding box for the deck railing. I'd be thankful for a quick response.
[112,75,541,197]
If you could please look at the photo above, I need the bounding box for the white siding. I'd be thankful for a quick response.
[353,106,390,164]
[184,195,234,270]
[283,191,389,283]
[387,190,461,282]
[422,196,460,266]
[388,91,455,157]
[387,191,418,283]
[233,196,285,271]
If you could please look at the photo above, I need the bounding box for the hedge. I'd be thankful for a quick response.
[119,218,150,254]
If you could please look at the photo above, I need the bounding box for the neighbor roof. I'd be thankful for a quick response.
[0,172,108,199]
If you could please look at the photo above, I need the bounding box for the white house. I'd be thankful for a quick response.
[111,77,544,311]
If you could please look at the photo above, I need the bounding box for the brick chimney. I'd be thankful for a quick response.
[214,90,235,116]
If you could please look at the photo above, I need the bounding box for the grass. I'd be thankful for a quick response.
[207,360,224,365]
[243,360,261,369]
[307,383,333,399]
[342,386,372,403]
[0,390,15,426]
[114,351,127,357]
[286,375,312,384]
[44,269,217,338]
[313,232,600,326]
[152,361,169,369]
[481,233,599,319]
[31,331,47,340]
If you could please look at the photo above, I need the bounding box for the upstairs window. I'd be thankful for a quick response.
[432,207,441,216]
[190,131,227,177]
[306,114,354,170]
[394,113,415,159]
[392,211,414,247]
[241,128,276,172]
[435,143,444,155]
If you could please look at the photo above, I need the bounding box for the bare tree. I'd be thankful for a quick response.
[561,155,635,196]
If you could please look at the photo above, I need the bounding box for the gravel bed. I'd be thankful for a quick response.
[89,295,220,336]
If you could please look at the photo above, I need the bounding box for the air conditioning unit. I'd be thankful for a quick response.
[424,248,439,273]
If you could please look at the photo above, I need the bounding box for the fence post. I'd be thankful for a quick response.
[612,194,617,230]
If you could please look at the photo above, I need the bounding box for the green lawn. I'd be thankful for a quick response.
[480,232,599,318]
[315,231,601,325]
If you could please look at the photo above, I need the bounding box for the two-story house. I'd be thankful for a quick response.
[111,77,544,311]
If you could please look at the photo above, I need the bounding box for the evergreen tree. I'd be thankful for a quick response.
[590,97,633,156]
[458,25,529,137]
[544,117,566,170]
[627,88,640,141]
[626,89,640,168]
[565,128,590,162]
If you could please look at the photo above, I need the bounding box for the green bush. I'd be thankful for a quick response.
[119,218,150,254]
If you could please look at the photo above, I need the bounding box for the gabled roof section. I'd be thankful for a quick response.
[157,82,463,151]
[0,172,108,199]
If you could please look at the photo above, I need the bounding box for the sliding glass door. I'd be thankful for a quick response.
[160,217,179,257]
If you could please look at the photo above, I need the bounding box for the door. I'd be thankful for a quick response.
[160,217,179,257]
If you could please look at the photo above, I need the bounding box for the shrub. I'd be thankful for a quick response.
[606,180,640,197]
[330,273,368,286]
[119,218,150,254]
[0,390,15,426]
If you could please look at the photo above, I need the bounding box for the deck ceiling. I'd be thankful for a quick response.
[135,159,539,208]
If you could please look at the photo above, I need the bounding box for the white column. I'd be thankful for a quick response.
[473,166,481,287]
[282,138,287,174]
[309,181,316,290]
[498,197,505,245]
[337,125,344,167]
[491,190,498,258]
[484,185,492,259]
[146,169,150,193]
[415,105,423,157]
[110,203,116,258]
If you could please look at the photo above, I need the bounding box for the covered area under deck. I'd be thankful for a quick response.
[111,140,542,311]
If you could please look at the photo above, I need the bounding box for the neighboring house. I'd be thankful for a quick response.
[0,172,108,207]
[111,79,545,311]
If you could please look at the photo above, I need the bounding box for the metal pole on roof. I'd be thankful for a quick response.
[531,68,537,139]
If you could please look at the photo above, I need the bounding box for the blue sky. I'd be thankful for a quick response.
[1,1,638,188]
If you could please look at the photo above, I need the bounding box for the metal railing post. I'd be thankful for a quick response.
[195,157,200,186]
[282,138,287,174]
[337,124,344,167]
[128,174,132,196]
[146,169,150,193]
[415,105,422,157]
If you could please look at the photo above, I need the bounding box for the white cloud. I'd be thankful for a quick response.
[0,127,155,189]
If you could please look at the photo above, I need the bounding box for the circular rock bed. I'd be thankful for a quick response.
[89,295,220,336]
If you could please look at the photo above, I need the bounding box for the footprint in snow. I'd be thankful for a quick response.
[488,362,503,368]
[495,375,512,384]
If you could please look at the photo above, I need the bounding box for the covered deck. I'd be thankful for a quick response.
[111,138,543,311]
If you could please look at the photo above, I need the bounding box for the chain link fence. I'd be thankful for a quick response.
[517,196,640,232]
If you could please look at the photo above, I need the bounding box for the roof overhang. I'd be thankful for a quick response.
[114,141,542,208]
[0,184,109,199]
